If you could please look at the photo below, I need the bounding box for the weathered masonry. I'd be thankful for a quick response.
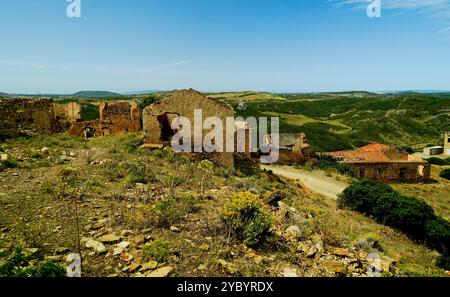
[324,143,431,183]
[142,89,236,166]
[69,101,140,137]
[53,101,82,130]
[445,132,450,156]
[143,89,235,145]
[0,98,57,139]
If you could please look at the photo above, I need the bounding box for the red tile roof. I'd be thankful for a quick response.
[324,143,418,164]
[358,143,391,152]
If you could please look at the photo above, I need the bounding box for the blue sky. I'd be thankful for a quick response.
[0,0,450,94]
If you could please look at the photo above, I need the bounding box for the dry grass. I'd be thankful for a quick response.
[0,133,448,276]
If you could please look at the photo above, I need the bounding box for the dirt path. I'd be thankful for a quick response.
[261,165,349,199]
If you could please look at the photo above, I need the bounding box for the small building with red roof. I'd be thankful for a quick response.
[323,143,431,183]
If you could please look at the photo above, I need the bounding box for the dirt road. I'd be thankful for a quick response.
[261,165,349,199]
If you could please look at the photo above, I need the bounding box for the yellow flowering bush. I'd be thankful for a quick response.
[220,192,272,246]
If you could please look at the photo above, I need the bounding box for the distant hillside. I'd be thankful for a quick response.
[224,92,450,152]
[125,90,160,95]
[0,92,9,96]
[71,91,122,98]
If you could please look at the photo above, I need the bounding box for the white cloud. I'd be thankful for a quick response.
[330,0,450,31]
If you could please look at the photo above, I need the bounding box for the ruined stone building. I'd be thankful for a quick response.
[53,101,82,130]
[324,143,431,183]
[263,133,310,165]
[422,132,450,156]
[142,89,236,166]
[0,98,57,138]
[69,101,140,137]
[444,132,450,156]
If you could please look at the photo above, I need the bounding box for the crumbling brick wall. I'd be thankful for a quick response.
[99,101,140,134]
[69,101,140,137]
[53,101,82,130]
[0,98,57,139]
[349,162,431,183]
[143,89,235,145]
[142,89,236,167]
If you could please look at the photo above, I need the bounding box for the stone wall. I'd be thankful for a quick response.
[142,89,236,167]
[349,162,431,183]
[143,89,235,145]
[53,102,82,130]
[444,132,450,156]
[69,101,140,137]
[99,101,140,134]
[0,98,57,139]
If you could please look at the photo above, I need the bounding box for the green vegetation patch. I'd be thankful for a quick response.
[0,248,65,277]
[220,192,272,247]
[339,180,450,256]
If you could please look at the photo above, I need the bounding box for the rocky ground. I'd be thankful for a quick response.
[0,133,448,277]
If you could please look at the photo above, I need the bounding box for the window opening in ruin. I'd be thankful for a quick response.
[399,168,407,182]
[157,113,178,142]
[81,103,100,121]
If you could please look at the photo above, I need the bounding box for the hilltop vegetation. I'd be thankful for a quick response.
[71,91,122,98]
[3,90,449,152]
[219,92,450,152]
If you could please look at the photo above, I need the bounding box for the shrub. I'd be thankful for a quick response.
[399,146,415,154]
[153,194,197,227]
[153,198,184,227]
[339,180,450,255]
[0,159,18,172]
[439,168,450,180]
[220,192,272,246]
[233,154,260,176]
[123,134,144,153]
[0,248,65,277]
[426,157,447,166]
[143,240,172,262]
[425,217,450,253]
[436,255,450,270]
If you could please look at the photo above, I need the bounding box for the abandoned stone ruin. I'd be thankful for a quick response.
[53,101,82,130]
[264,132,311,165]
[0,98,58,139]
[0,97,141,140]
[324,143,431,183]
[69,101,140,137]
[1,91,430,182]
[142,89,241,167]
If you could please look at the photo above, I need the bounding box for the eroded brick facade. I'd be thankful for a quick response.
[142,89,236,167]
[0,98,57,138]
[69,101,140,137]
[53,101,82,130]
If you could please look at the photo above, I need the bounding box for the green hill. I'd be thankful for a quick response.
[71,91,122,98]
[224,92,450,152]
